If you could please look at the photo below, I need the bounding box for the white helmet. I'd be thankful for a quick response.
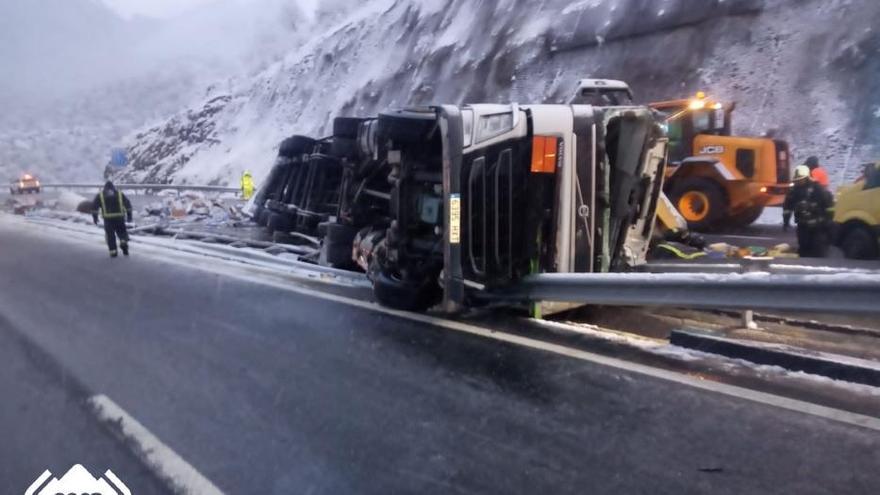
[793,165,810,181]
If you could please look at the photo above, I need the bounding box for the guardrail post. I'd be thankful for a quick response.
[740,257,771,330]
[741,309,758,330]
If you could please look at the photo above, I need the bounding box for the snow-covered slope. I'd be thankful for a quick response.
[73,0,880,187]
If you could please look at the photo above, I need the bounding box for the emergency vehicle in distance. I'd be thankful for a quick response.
[9,173,41,194]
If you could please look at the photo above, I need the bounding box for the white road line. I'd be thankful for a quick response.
[88,395,225,495]
[9,215,880,431]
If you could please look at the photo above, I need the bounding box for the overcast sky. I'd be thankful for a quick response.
[101,0,214,18]
[101,0,317,19]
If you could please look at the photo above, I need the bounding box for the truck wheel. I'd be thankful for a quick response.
[333,117,363,139]
[841,225,879,260]
[318,223,357,268]
[670,178,726,231]
[279,135,316,159]
[331,137,359,159]
[377,108,437,144]
[729,206,764,227]
[372,269,441,312]
[256,208,271,226]
[267,212,295,233]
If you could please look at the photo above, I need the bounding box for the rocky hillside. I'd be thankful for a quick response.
[115,0,880,187]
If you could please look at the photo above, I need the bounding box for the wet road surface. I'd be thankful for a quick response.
[0,218,878,494]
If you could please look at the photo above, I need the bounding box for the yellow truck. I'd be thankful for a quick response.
[833,162,880,259]
[651,93,791,230]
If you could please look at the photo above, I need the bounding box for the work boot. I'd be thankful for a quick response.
[121,243,129,256]
[110,250,118,258]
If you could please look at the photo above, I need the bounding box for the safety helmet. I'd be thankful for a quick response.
[793,165,810,181]
[243,170,252,176]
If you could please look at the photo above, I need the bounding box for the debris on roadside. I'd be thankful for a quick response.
[5,196,41,215]
[141,195,244,226]
[653,241,801,260]
[56,191,89,212]
[76,200,94,214]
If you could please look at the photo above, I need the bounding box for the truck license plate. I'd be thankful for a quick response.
[449,194,461,244]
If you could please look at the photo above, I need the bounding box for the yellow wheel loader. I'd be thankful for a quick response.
[651,93,791,231]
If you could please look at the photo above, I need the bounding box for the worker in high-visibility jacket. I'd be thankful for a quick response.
[241,170,255,200]
[92,181,133,258]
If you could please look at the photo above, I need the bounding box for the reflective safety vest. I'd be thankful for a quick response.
[655,243,708,260]
[99,191,126,219]
[241,173,255,200]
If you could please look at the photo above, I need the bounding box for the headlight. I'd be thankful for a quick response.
[476,112,514,143]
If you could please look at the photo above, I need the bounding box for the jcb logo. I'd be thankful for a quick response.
[699,145,725,155]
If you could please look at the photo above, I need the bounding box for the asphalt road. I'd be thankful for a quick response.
[0,218,879,494]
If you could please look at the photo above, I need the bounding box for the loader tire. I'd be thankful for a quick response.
[729,206,764,228]
[670,178,726,231]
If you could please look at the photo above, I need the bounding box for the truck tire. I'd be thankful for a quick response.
[333,117,363,139]
[267,212,295,233]
[729,205,764,227]
[371,269,441,312]
[318,223,358,268]
[279,135,316,159]
[841,224,879,260]
[377,108,437,144]
[256,208,271,226]
[331,137,359,159]
[670,178,726,231]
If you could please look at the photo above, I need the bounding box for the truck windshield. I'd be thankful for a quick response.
[572,89,634,106]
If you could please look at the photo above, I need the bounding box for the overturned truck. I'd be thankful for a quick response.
[252,104,668,312]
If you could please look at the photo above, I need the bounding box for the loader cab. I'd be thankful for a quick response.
[651,94,733,164]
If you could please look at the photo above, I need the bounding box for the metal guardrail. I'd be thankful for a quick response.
[494,272,880,315]
[40,183,240,196]
[642,259,880,276]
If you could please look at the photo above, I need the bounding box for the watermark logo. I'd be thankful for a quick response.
[25,464,130,495]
